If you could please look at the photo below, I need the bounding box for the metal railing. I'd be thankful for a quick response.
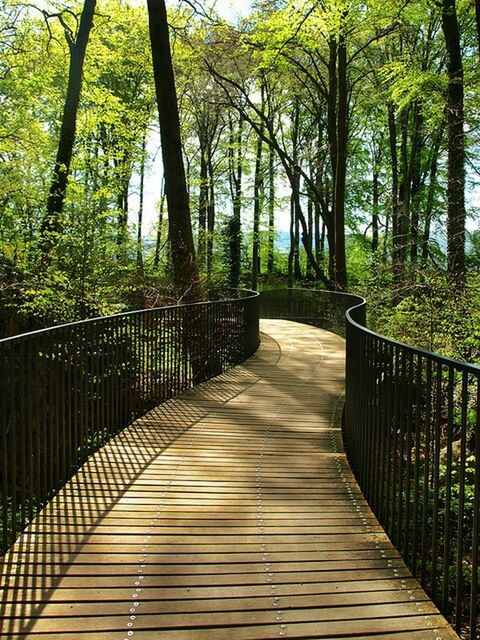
[260,287,366,336]
[0,290,259,552]
[261,288,480,640]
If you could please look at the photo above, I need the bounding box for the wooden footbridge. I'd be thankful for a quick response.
[1,290,478,639]
[0,290,480,640]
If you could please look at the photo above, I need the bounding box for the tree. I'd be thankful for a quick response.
[441,0,466,283]
[146,0,199,298]
[41,0,97,252]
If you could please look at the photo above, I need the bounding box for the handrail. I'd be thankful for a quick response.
[260,288,479,640]
[0,289,259,344]
[345,298,480,374]
[0,290,260,552]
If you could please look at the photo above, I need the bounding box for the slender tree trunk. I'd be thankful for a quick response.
[228,115,243,289]
[206,153,215,283]
[372,170,379,253]
[441,0,466,283]
[388,103,403,296]
[306,184,314,279]
[334,28,348,290]
[267,144,275,274]
[137,131,146,274]
[251,131,263,290]
[41,0,97,250]
[154,178,166,270]
[147,0,199,298]
[398,107,410,266]
[288,192,295,288]
[314,203,321,263]
[409,102,423,263]
[422,130,442,263]
[291,98,302,280]
[198,150,208,267]
[115,153,130,260]
[294,197,301,279]
[371,134,381,253]
[327,37,338,203]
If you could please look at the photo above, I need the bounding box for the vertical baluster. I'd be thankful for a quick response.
[455,370,468,633]
[176,307,181,393]
[396,350,407,551]
[1,344,9,550]
[92,322,100,453]
[59,327,67,482]
[390,347,400,545]
[411,353,423,575]
[431,361,443,601]
[9,342,18,542]
[470,380,480,640]
[168,308,175,398]
[383,342,394,528]
[72,327,79,471]
[359,332,367,489]
[160,311,166,400]
[363,335,374,501]
[377,339,387,524]
[372,336,381,515]
[116,318,122,432]
[403,351,414,563]
[420,358,433,584]
[17,341,26,533]
[121,317,128,425]
[26,340,35,523]
[441,366,455,612]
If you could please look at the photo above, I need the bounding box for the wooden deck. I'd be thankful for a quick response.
[1,320,458,639]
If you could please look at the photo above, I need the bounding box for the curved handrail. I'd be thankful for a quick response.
[260,287,479,639]
[0,289,260,344]
[0,290,260,552]
[345,296,480,374]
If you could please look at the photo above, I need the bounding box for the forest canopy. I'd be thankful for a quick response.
[0,0,479,362]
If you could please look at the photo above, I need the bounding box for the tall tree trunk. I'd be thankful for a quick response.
[441,0,466,283]
[372,170,379,253]
[294,195,301,279]
[398,107,410,267]
[291,98,301,280]
[422,130,442,263]
[306,183,314,279]
[41,0,97,250]
[147,0,199,298]
[327,37,338,203]
[154,178,166,270]
[206,153,215,283]
[409,102,423,263]
[388,103,403,296]
[251,130,263,290]
[198,150,208,268]
[334,28,348,290]
[137,133,146,275]
[115,153,130,260]
[288,192,295,288]
[228,115,243,289]
[267,143,275,274]
[371,134,381,253]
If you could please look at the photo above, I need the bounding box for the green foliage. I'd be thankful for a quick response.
[363,270,480,363]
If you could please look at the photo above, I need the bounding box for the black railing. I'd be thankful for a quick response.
[260,288,366,337]
[260,288,480,640]
[0,290,259,552]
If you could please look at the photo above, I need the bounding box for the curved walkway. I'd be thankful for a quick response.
[1,320,458,639]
